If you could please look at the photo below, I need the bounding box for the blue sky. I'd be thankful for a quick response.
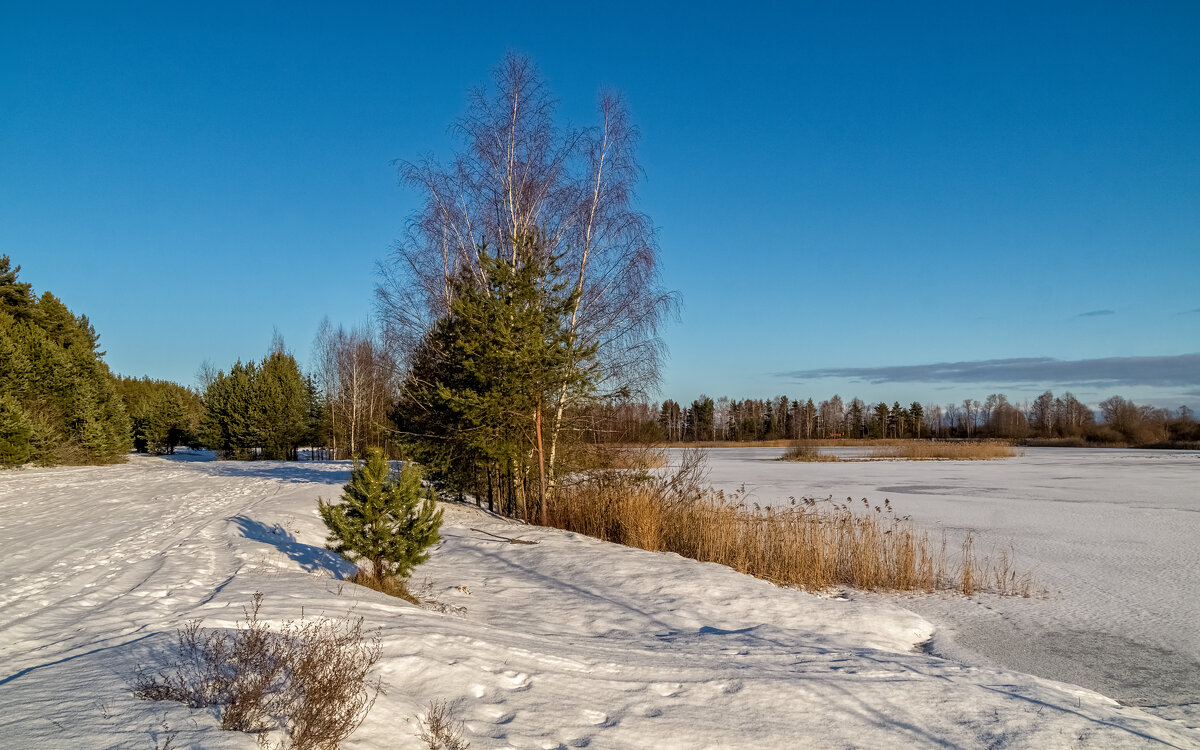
[3,2,1198,410]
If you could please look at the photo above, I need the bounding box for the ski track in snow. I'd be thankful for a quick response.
[1,451,1197,749]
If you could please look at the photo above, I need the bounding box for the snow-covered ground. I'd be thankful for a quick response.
[1,452,1197,748]
[685,446,1200,728]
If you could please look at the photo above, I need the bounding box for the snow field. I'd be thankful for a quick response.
[686,447,1200,727]
[0,453,1197,748]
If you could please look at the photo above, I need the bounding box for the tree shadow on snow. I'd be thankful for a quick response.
[191,459,352,486]
[232,516,355,578]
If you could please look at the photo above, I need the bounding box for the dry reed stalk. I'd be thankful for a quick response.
[870,441,1018,460]
[349,569,420,604]
[779,444,841,462]
[544,451,1035,595]
[649,440,801,448]
[576,444,667,470]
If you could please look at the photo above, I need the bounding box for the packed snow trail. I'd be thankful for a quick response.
[1,453,1197,748]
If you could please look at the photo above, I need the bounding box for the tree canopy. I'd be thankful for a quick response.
[0,256,131,466]
[200,346,315,460]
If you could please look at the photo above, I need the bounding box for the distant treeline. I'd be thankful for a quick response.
[4,253,1196,471]
[0,256,396,467]
[592,394,1199,446]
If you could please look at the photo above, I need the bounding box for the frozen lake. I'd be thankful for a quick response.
[680,447,1200,726]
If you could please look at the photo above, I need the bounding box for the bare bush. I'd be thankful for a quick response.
[135,593,381,749]
[415,699,470,750]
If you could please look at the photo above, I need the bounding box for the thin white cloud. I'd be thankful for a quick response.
[780,353,1200,389]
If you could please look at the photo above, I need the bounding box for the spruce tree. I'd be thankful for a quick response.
[318,449,442,586]
[0,256,130,465]
[392,237,593,520]
[0,395,32,467]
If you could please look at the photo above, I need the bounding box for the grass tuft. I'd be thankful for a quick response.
[348,569,420,605]
[779,444,841,462]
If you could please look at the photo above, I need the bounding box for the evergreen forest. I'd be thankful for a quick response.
[0,256,131,466]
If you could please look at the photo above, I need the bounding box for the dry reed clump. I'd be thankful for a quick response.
[655,439,801,448]
[135,593,382,750]
[869,441,1018,460]
[779,444,841,462]
[348,569,420,605]
[577,444,667,470]
[545,451,1035,595]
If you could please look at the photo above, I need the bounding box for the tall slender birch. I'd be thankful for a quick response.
[377,54,673,496]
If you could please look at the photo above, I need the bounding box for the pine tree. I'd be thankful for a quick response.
[393,237,593,521]
[0,256,131,466]
[318,449,442,586]
[0,394,32,467]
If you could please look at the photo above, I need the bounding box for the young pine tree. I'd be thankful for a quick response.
[318,450,442,593]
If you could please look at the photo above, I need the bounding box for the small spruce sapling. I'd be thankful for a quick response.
[318,449,443,590]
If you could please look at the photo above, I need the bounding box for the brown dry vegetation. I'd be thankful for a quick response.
[779,440,1019,462]
[135,593,381,750]
[574,444,668,470]
[348,569,420,604]
[546,452,1034,595]
[650,439,801,448]
[779,444,841,462]
[869,441,1019,460]
[415,699,471,750]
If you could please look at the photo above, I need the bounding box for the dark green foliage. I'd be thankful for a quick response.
[0,256,131,466]
[200,349,313,460]
[687,396,715,441]
[303,374,332,459]
[318,449,442,584]
[115,376,204,454]
[0,394,32,467]
[256,350,311,459]
[392,238,594,517]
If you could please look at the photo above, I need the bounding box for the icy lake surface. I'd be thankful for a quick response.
[684,447,1200,723]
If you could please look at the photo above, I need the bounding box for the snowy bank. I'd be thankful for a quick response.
[0,454,1196,748]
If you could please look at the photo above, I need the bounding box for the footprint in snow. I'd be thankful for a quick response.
[581,709,608,725]
[473,706,515,725]
[650,682,683,697]
[500,670,532,691]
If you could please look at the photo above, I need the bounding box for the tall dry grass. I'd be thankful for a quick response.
[869,441,1018,460]
[545,452,1035,595]
[779,444,840,462]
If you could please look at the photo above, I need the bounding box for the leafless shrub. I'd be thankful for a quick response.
[135,593,381,749]
[415,699,470,750]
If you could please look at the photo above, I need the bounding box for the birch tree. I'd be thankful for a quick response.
[377,54,673,493]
